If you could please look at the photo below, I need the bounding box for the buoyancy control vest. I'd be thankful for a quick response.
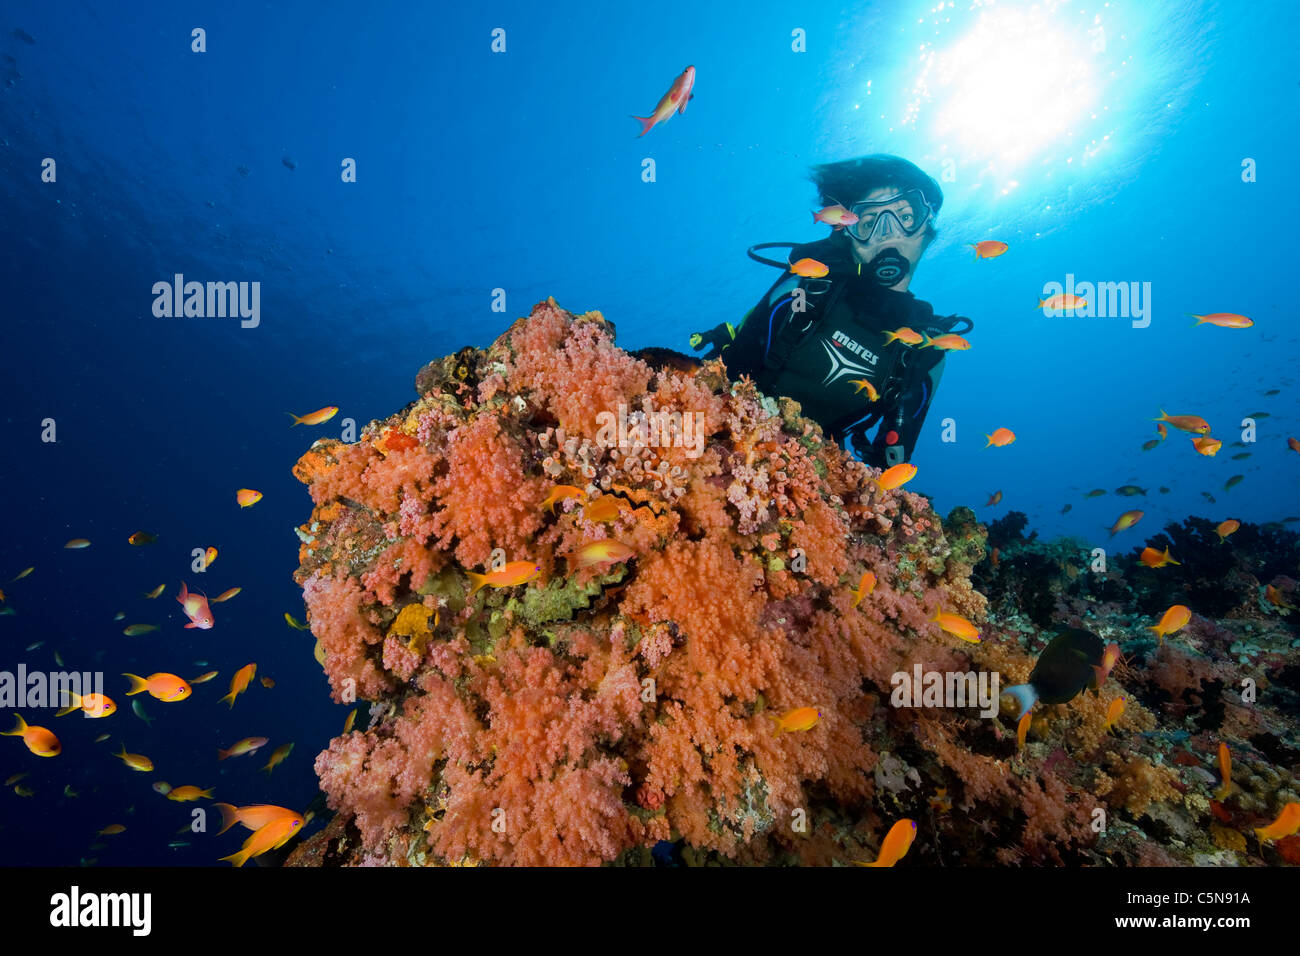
[715,236,971,467]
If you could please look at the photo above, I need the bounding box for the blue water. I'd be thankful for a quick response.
[0,0,1295,865]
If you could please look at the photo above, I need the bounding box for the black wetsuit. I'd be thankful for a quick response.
[704,236,967,468]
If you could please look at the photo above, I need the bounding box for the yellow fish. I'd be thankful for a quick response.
[144,583,166,599]
[285,612,310,631]
[851,571,876,609]
[854,819,917,867]
[1254,803,1300,844]
[1139,546,1180,568]
[848,378,880,402]
[1148,604,1191,643]
[261,742,294,775]
[167,785,214,802]
[113,745,153,772]
[1104,696,1126,734]
[1109,510,1144,537]
[465,561,542,594]
[582,495,630,524]
[540,485,586,514]
[288,406,339,427]
[789,257,829,278]
[565,542,636,573]
[769,706,821,734]
[921,333,971,351]
[874,463,917,491]
[881,327,924,346]
[929,605,980,644]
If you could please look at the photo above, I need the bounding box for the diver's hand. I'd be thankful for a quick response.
[689,322,736,359]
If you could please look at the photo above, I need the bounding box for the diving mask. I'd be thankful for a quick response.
[846,189,934,244]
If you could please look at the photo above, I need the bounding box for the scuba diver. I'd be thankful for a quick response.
[690,154,972,469]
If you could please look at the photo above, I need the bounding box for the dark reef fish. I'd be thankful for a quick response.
[1003,627,1106,719]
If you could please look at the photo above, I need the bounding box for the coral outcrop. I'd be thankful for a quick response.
[286,299,1299,867]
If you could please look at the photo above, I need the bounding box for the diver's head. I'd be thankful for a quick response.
[809,155,943,291]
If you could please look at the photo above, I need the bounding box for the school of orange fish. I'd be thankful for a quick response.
[0,406,339,865]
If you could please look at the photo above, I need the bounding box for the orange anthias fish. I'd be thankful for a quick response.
[1153,409,1211,435]
[856,819,917,867]
[214,802,302,835]
[217,736,269,761]
[123,672,191,702]
[1265,585,1295,610]
[1192,436,1222,457]
[567,541,636,572]
[849,378,880,401]
[220,663,257,709]
[1289,437,1300,454]
[1254,802,1300,845]
[204,546,218,568]
[261,742,294,775]
[851,571,876,609]
[260,676,275,689]
[465,561,542,595]
[1189,312,1253,328]
[167,785,214,802]
[1139,546,1180,569]
[1016,710,1032,750]
[98,824,126,836]
[813,205,859,229]
[1093,642,1122,688]
[770,706,821,734]
[631,65,695,137]
[875,463,917,491]
[882,327,924,346]
[930,606,981,644]
[582,495,631,523]
[985,428,1016,447]
[176,581,214,630]
[114,745,153,772]
[789,257,829,278]
[55,692,116,718]
[219,813,305,867]
[64,538,91,549]
[288,406,339,427]
[127,531,157,546]
[986,490,1003,506]
[970,240,1008,259]
[236,488,263,508]
[2,714,61,756]
[540,485,586,514]
[1148,604,1191,643]
[1104,697,1126,734]
[1038,293,1087,311]
[922,333,971,351]
[343,709,357,734]
[144,583,166,599]
[1216,742,1233,800]
[1215,520,1240,542]
[211,587,241,603]
[189,670,219,684]
[1109,510,1144,536]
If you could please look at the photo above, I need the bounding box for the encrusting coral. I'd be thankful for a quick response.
[286,298,1298,867]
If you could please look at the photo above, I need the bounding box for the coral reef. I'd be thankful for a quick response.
[287,298,1299,867]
